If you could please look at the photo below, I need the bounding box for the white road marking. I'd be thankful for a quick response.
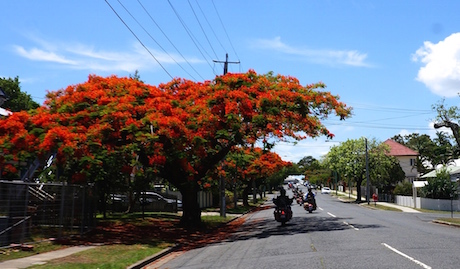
[327,212,336,218]
[343,221,359,231]
[381,243,432,269]
[317,207,324,211]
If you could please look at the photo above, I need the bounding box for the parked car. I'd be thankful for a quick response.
[139,192,182,210]
[321,187,331,194]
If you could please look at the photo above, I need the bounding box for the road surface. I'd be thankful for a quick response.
[147,187,460,269]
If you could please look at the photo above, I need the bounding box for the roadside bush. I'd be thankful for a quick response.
[393,181,413,196]
[421,167,458,199]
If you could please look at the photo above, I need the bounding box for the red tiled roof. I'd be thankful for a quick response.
[384,139,419,156]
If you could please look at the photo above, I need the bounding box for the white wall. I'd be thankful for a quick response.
[395,195,460,211]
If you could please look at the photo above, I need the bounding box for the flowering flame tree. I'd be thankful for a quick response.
[0,70,351,226]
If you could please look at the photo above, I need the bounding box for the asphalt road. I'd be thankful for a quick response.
[147,187,460,269]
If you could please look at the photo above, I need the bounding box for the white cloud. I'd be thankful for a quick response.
[413,33,460,97]
[253,36,370,67]
[14,46,77,65]
[13,37,202,73]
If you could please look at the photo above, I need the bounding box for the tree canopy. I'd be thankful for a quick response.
[0,70,351,226]
[323,138,404,201]
[421,167,458,199]
[224,146,291,206]
[0,76,40,112]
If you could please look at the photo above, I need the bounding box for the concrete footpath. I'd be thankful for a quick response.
[0,245,96,269]
[334,190,421,213]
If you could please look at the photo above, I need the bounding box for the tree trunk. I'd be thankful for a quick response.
[179,183,202,227]
[242,184,250,207]
[252,180,257,204]
[355,178,363,202]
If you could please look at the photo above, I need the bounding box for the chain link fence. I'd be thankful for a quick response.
[0,181,96,248]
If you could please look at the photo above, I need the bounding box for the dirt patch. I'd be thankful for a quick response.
[56,214,250,252]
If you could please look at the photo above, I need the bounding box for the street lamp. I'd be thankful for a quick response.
[0,86,8,107]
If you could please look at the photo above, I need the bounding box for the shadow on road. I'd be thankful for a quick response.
[226,210,383,243]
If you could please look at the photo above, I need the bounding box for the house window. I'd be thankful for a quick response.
[410,158,416,167]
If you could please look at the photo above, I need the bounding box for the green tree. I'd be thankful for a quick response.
[421,167,458,199]
[300,156,327,185]
[432,131,458,166]
[298,156,316,170]
[323,138,402,202]
[0,76,39,111]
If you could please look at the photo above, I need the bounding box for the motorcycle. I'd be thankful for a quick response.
[274,206,292,225]
[304,201,314,213]
[296,196,303,205]
[273,195,293,225]
[303,196,316,213]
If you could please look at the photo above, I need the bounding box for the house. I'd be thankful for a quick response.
[420,164,460,182]
[0,87,12,117]
[0,107,12,117]
[383,139,419,182]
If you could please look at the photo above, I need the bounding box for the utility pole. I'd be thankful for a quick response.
[365,138,370,205]
[213,53,240,75]
[214,53,239,218]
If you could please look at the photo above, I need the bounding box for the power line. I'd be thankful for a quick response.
[349,112,434,124]
[167,0,217,75]
[116,0,198,81]
[325,120,434,130]
[187,0,220,62]
[194,0,227,55]
[211,0,241,71]
[104,0,173,79]
[136,0,205,81]
[347,102,432,113]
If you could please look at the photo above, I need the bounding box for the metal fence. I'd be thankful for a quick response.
[0,181,96,248]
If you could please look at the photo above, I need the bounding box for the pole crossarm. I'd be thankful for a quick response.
[213,53,240,75]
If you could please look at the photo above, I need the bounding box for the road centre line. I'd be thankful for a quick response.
[343,221,359,231]
[327,212,336,218]
[327,212,359,231]
[317,207,323,211]
[381,243,432,269]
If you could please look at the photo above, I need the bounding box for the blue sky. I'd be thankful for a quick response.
[2,0,460,163]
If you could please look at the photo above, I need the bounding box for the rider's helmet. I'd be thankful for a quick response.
[280,188,287,196]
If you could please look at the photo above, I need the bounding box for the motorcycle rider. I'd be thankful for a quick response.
[273,187,293,208]
[304,187,317,210]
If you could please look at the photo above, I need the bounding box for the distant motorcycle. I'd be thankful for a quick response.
[304,201,314,213]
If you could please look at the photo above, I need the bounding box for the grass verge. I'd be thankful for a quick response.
[436,217,460,225]
[29,244,166,269]
[361,203,402,212]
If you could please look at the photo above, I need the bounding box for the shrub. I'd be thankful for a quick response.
[393,181,413,196]
[421,167,458,199]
